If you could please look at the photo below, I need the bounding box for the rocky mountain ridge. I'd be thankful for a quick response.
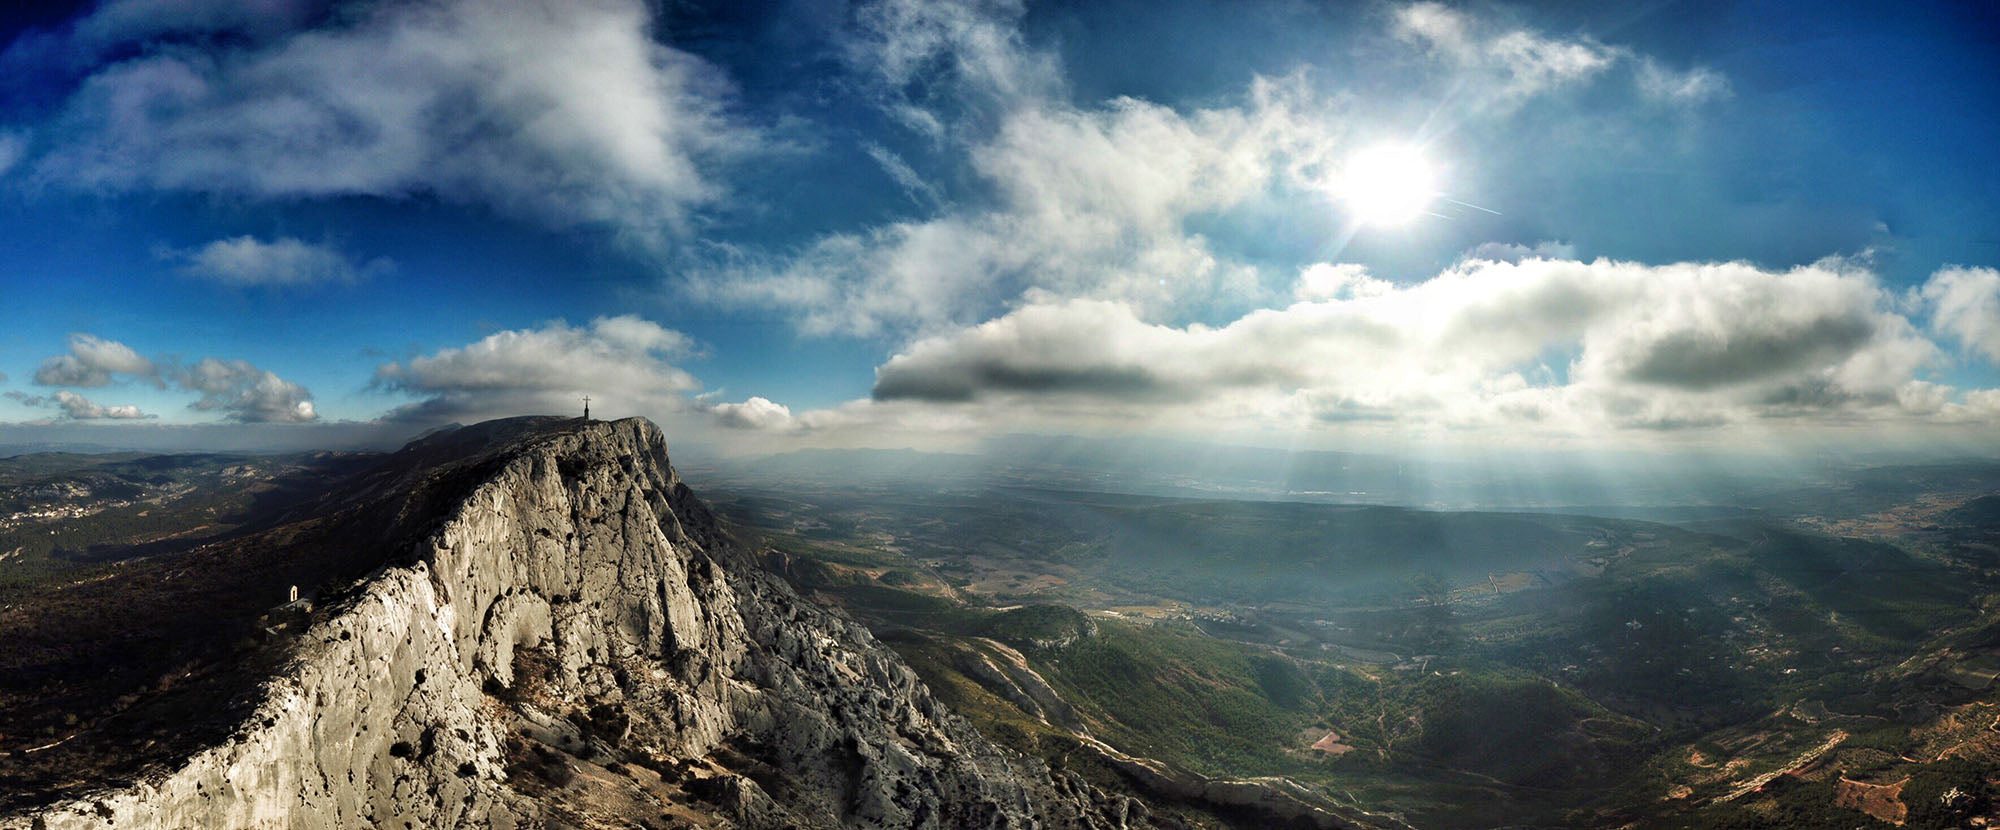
[5,417,1156,829]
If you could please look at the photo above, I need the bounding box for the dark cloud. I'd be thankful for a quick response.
[1619,314,1877,389]
[868,301,1228,405]
[377,391,552,425]
[852,259,1959,435]
[875,362,1169,403]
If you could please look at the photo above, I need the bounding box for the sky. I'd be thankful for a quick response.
[1,0,1998,457]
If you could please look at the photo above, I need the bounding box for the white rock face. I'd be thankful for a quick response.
[8,418,1147,829]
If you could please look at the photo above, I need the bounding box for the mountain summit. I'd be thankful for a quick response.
[4,417,1153,828]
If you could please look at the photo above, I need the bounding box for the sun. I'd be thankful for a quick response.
[1337,143,1438,227]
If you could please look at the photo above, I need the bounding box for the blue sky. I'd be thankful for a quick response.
[1,0,1997,455]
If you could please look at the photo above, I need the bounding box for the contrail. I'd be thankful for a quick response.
[1443,197,1502,216]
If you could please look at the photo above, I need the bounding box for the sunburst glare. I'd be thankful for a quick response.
[1336,143,1438,227]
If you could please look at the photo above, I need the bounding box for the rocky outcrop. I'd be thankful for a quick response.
[1063,736,1411,830]
[8,418,1151,829]
[927,639,1404,830]
[951,639,1085,732]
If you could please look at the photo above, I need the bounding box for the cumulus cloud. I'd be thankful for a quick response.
[172,358,317,422]
[25,333,318,422]
[709,396,796,430]
[874,300,1214,404]
[1392,3,1724,110]
[20,0,754,243]
[51,390,153,420]
[33,333,159,387]
[373,316,700,422]
[1966,388,2000,419]
[167,235,391,287]
[1920,266,2000,363]
[869,257,1963,434]
[5,390,154,420]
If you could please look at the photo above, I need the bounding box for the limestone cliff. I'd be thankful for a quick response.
[6,417,1150,829]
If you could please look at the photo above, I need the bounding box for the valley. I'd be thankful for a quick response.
[0,451,378,588]
[703,467,2000,828]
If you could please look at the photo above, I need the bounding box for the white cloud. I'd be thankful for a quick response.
[704,395,985,445]
[680,0,1365,338]
[867,257,1967,435]
[1966,388,2000,418]
[689,76,1338,336]
[373,316,700,422]
[709,396,796,430]
[26,333,318,422]
[691,1,1728,343]
[1294,263,1391,301]
[50,390,153,420]
[1392,3,1724,110]
[845,0,1059,118]
[173,358,317,422]
[1637,58,1731,105]
[170,235,391,287]
[0,131,26,177]
[4,390,153,420]
[1920,266,2000,363]
[862,141,942,208]
[33,333,159,387]
[1393,3,1616,103]
[25,0,754,244]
